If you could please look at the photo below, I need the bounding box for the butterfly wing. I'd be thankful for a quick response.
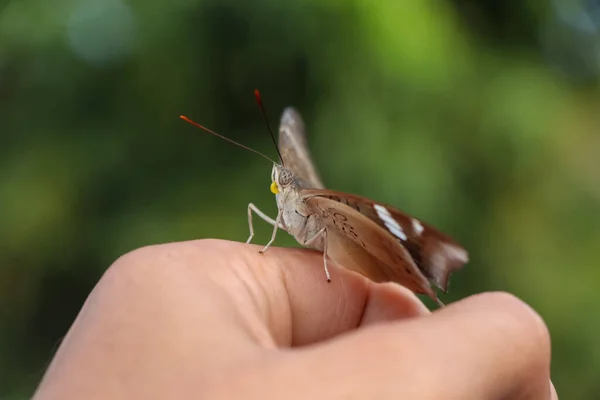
[302,194,439,301]
[278,107,324,189]
[302,190,468,293]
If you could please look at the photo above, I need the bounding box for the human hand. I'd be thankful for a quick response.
[34,239,557,399]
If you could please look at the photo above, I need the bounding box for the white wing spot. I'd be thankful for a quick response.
[412,218,424,235]
[440,242,469,263]
[374,204,407,241]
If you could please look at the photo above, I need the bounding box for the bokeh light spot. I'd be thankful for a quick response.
[67,0,137,66]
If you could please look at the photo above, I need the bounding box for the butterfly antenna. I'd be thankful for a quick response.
[254,89,284,166]
[180,115,278,164]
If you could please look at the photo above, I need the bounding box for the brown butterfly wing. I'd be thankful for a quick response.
[302,190,468,293]
[302,194,438,301]
[278,107,324,189]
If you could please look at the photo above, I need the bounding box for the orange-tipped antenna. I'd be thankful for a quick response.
[180,115,278,165]
[254,90,284,165]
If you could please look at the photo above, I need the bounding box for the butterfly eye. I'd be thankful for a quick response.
[270,181,279,194]
[278,169,293,186]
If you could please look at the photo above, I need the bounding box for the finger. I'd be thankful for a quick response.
[252,292,552,400]
[192,239,430,346]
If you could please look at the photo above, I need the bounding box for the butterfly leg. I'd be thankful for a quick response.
[246,203,285,244]
[304,228,331,282]
[259,208,283,254]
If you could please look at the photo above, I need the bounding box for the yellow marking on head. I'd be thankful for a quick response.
[270,181,279,194]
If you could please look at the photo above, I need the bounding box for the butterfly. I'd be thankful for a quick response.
[181,91,468,306]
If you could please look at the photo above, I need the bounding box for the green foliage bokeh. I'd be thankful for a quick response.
[1,0,599,398]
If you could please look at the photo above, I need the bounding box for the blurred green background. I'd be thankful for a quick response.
[1,0,599,398]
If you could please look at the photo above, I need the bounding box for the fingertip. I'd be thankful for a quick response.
[359,282,430,327]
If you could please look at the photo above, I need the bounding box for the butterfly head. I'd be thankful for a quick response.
[270,164,295,195]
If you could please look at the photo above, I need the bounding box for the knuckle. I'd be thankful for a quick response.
[104,239,242,285]
[483,291,551,366]
[100,244,166,291]
[108,243,167,276]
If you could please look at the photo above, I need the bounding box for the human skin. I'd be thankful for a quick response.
[33,239,557,399]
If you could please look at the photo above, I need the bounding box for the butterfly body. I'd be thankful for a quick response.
[255,108,468,305]
[271,166,326,252]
